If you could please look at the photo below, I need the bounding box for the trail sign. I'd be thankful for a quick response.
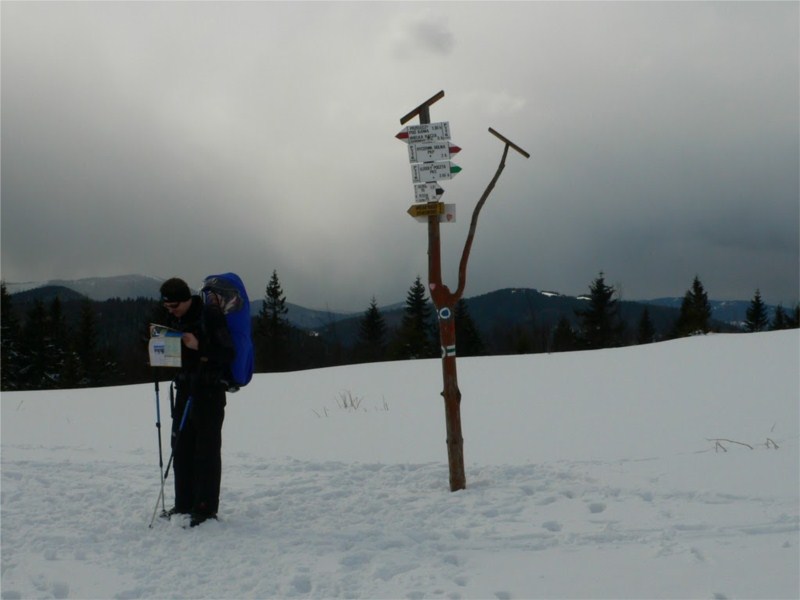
[396,121,451,144]
[397,91,529,494]
[408,142,461,163]
[411,161,462,183]
[408,202,444,218]
[407,202,456,223]
[414,182,445,203]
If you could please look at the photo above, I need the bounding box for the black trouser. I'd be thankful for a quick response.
[172,385,226,516]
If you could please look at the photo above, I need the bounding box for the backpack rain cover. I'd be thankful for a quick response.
[201,272,254,390]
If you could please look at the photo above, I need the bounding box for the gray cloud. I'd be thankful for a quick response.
[388,9,456,59]
[1,2,797,309]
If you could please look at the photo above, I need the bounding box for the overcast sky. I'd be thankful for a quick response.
[2,2,798,310]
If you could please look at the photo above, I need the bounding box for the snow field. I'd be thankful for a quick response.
[2,331,798,599]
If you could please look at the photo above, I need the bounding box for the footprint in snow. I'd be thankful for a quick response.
[588,502,606,514]
[542,521,562,532]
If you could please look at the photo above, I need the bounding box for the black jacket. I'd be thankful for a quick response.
[167,296,235,394]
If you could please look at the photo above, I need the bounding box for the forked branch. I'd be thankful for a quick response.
[455,144,510,300]
[455,128,529,300]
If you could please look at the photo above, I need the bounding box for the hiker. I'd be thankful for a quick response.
[159,277,234,527]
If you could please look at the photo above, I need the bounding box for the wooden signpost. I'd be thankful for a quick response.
[397,90,529,492]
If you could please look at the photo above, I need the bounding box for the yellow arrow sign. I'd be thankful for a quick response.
[407,202,445,218]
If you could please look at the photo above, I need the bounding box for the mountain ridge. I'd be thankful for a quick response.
[5,274,783,330]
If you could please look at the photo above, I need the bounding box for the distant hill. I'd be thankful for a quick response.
[314,288,696,350]
[7,275,776,337]
[251,300,358,331]
[6,275,357,330]
[641,298,778,327]
[10,285,88,304]
[5,275,163,301]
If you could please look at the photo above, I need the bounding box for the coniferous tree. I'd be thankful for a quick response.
[789,304,800,329]
[551,316,579,352]
[19,299,53,388]
[454,298,485,357]
[74,298,101,386]
[575,273,623,350]
[744,289,769,332]
[510,326,533,354]
[356,296,388,363]
[47,297,73,385]
[673,276,712,337]
[771,305,790,330]
[1,283,23,390]
[392,276,436,359]
[637,307,656,344]
[59,344,82,389]
[255,270,291,372]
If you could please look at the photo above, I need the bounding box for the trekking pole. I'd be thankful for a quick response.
[154,379,166,517]
[148,396,192,528]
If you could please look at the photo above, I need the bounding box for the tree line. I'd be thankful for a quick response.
[546,274,798,352]
[2,272,797,391]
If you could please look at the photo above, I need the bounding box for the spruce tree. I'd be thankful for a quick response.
[1,283,22,390]
[75,298,101,386]
[356,296,388,363]
[673,276,712,337]
[744,289,769,332]
[392,276,436,359]
[575,273,623,350]
[19,299,53,389]
[789,304,800,329]
[48,297,72,385]
[454,298,485,357]
[770,304,799,330]
[771,305,790,330]
[255,270,291,371]
[551,316,578,352]
[637,307,656,344]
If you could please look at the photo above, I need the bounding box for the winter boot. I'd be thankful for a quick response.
[161,506,189,520]
[189,502,217,527]
[189,513,218,527]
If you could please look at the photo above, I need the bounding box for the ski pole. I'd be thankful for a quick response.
[148,396,192,528]
[154,379,166,517]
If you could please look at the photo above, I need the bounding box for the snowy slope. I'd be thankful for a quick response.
[2,331,798,599]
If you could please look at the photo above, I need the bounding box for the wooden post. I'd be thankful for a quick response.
[399,92,529,492]
[400,91,465,492]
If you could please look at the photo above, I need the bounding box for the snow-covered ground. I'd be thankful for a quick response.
[2,331,798,599]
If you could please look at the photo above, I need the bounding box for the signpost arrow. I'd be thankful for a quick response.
[408,142,461,163]
[414,182,445,203]
[396,121,451,144]
[411,161,462,183]
[407,202,456,223]
[407,202,444,218]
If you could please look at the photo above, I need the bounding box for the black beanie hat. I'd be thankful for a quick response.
[160,278,192,303]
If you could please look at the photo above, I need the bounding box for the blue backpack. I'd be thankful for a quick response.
[201,273,254,391]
